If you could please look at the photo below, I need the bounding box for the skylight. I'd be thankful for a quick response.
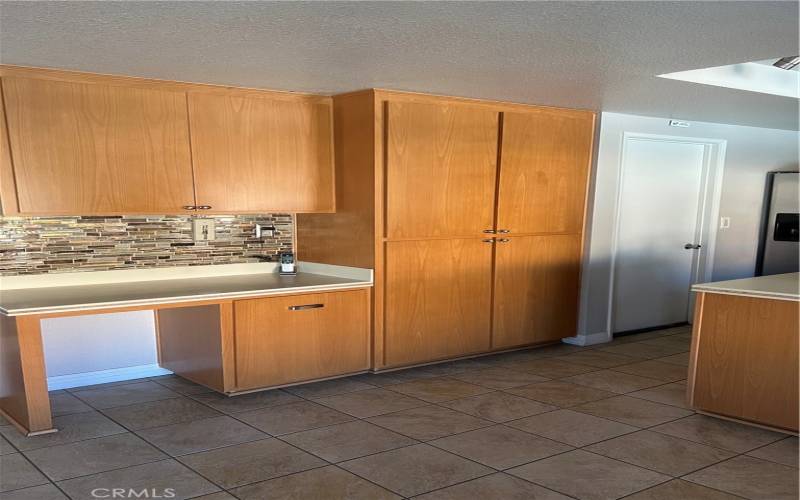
[658,58,800,99]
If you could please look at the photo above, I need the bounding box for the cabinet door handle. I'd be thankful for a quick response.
[197,205,212,210]
[482,229,497,234]
[288,303,325,311]
[481,239,495,243]
[497,229,511,234]
[182,205,197,210]
[497,238,510,242]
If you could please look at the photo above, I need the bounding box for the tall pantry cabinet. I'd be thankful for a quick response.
[297,90,595,370]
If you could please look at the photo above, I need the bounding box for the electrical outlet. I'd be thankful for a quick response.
[255,224,274,238]
[719,217,731,229]
[192,218,216,241]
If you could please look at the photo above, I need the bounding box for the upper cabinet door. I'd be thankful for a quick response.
[385,101,499,239]
[188,92,335,213]
[497,110,594,235]
[2,77,196,214]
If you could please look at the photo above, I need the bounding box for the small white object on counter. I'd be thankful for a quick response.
[691,272,799,301]
[0,261,373,316]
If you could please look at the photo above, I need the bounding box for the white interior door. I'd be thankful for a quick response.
[612,137,708,333]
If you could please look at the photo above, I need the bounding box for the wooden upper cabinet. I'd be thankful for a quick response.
[497,109,594,234]
[492,234,582,349]
[2,76,196,214]
[187,92,335,213]
[385,101,499,239]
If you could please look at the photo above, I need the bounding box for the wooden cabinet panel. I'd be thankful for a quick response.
[234,289,369,390]
[0,87,18,214]
[2,77,196,214]
[492,234,582,349]
[385,101,499,239]
[384,238,493,366]
[188,92,334,213]
[691,293,799,431]
[497,110,593,234]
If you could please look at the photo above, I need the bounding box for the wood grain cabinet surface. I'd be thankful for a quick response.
[1,76,196,214]
[234,289,370,390]
[0,66,335,215]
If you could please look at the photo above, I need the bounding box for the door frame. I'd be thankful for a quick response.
[607,132,727,335]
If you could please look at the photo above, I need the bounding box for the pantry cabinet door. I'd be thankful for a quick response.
[497,109,594,235]
[384,238,493,367]
[385,101,499,239]
[188,92,334,213]
[492,234,582,348]
[2,77,196,214]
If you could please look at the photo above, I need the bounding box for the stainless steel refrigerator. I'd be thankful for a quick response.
[756,171,799,276]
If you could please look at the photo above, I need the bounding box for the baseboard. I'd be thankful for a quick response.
[47,364,173,391]
[562,331,611,347]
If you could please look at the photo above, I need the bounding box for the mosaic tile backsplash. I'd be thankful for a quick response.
[0,214,293,275]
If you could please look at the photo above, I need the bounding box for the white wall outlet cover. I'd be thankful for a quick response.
[192,218,216,241]
[719,216,731,229]
[668,119,691,127]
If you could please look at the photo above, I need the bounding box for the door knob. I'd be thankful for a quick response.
[684,243,702,249]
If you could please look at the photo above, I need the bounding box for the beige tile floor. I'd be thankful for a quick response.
[0,326,797,500]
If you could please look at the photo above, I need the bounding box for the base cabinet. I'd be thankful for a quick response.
[234,289,370,390]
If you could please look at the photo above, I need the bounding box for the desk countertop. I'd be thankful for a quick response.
[691,272,799,301]
[0,262,373,316]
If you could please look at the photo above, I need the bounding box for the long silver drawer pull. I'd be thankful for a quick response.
[288,304,325,311]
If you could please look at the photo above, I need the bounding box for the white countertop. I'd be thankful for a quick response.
[692,272,799,301]
[0,262,373,316]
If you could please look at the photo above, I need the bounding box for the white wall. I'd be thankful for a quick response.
[577,112,799,341]
[42,311,169,389]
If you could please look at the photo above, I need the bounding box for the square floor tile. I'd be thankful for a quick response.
[574,395,692,427]
[430,425,572,469]
[657,352,690,366]
[685,456,799,500]
[0,412,126,451]
[235,401,354,436]
[506,380,615,407]
[102,396,222,430]
[24,433,165,481]
[600,342,685,359]
[387,378,492,403]
[49,392,92,417]
[747,437,799,467]
[624,479,741,499]
[284,378,374,399]
[190,390,301,414]
[506,359,599,379]
[416,359,493,376]
[0,484,68,500]
[0,454,48,493]
[230,465,400,500]
[651,414,785,453]
[0,436,16,456]
[190,493,236,500]
[314,388,426,418]
[628,381,690,409]
[507,409,637,447]
[586,430,735,476]
[366,405,491,441]
[71,381,179,409]
[178,438,325,489]
[450,367,549,389]
[557,351,641,368]
[339,443,492,497]
[349,372,422,387]
[610,360,688,382]
[439,391,557,423]
[508,449,669,500]
[64,379,144,392]
[150,375,215,395]
[57,459,219,499]
[282,420,416,462]
[564,370,663,394]
[136,415,266,456]
[415,472,571,500]
[639,337,690,351]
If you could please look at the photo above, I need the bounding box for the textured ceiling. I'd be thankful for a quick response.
[1,1,798,130]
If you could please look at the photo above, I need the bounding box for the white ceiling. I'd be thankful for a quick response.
[1,1,798,130]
